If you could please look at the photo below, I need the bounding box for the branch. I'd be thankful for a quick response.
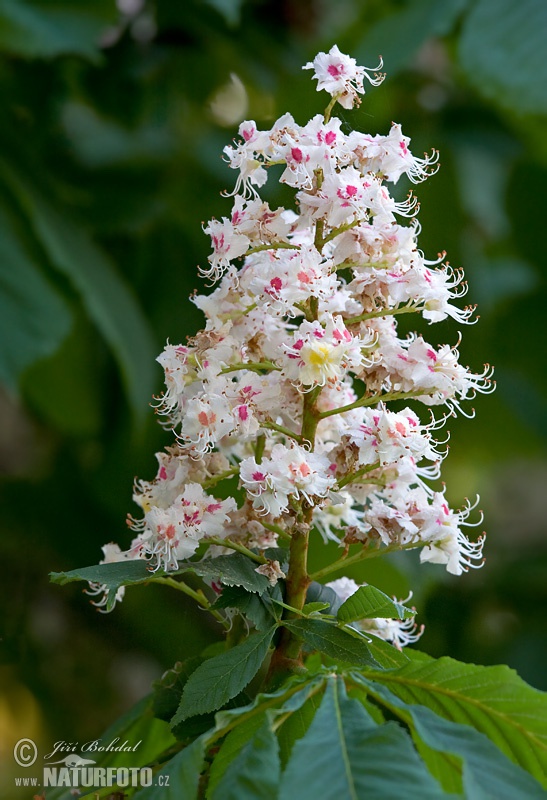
[202,466,239,490]
[344,303,421,326]
[245,241,300,256]
[220,361,280,375]
[317,390,425,420]
[309,541,418,582]
[202,536,268,564]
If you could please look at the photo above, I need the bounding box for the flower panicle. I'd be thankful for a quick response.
[91,48,491,617]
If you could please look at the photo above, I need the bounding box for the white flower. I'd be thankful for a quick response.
[326,576,360,603]
[142,484,237,571]
[202,218,250,280]
[349,123,439,184]
[240,442,335,515]
[417,493,485,576]
[326,577,423,648]
[281,315,366,388]
[303,45,384,109]
[181,394,235,453]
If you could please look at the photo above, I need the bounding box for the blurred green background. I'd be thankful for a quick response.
[1,0,547,778]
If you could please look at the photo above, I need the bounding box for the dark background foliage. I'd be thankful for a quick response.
[1,0,546,782]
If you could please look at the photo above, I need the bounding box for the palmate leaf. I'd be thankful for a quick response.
[283,618,408,669]
[359,651,547,787]
[210,720,280,800]
[208,711,269,797]
[353,675,545,797]
[132,734,207,800]
[337,584,415,623]
[208,675,326,794]
[172,627,277,723]
[279,677,444,800]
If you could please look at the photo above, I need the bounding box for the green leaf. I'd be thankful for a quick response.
[211,585,274,630]
[0,203,71,388]
[459,0,547,116]
[173,627,277,723]
[211,720,280,800]
[152,660,203,723]
[0,0,117,62]
[208,676,324,789]
[337,585,415,624]
[355,0,468,75]
[359,651,547,787]
[50,560,154,612]
[355,675,546,798]
[188,553,270,594]
[50,552,270,611]
[302,601,331,615]
[279,677,443,800]
[208,712,268,797]
[213,674,324,733]
[282,619,382,668]
[306,581,341,615]
[276,689,324,768]
[0,164,156,419]
[362,632,410,670]
[132,734,207,800]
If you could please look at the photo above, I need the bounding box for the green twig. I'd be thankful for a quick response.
[336,462,381,489]
[261,421,305,443]
[322,218,361,246]
[309,541,418,582]
[344,303,420,326]
[317,390,425,420]
[261,521,292,541]
[245,242,300,256]
[202,466,239,489]
[220,361,280,375]
[203,537,268,564]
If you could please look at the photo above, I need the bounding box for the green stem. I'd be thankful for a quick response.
[151,577,229,629]
[317,390,425,420]
[218,303,257,323]
[309,541,418,582]
[323,95,339,124]
[254,433,266,464]
[336,462,380,489]
[203,537,267,564]
[268,381,323,677]
[344,303,420,326]
[202,466,239,490]
[261,421,305,443]
[245,241,300,256]
[322,218,361,246]
[220,361,280,375]
[261,521,292,541]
